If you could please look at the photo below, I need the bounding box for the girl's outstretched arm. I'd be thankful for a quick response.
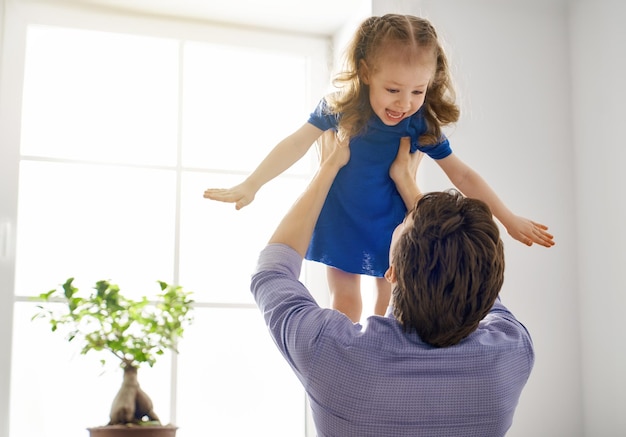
[437,153,555,248]
[203,122,324,210]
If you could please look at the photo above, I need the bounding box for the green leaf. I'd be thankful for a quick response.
[31,279,194,369]
[62,278,76,299]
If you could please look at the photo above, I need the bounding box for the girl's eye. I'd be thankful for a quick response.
[386,89,399,94]
[412,90,424,95]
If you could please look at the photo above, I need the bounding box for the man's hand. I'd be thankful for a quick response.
[390,137,424,209]
[322,131,350,170]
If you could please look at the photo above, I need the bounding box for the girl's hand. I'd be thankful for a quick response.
[506,216,555,247]
[203,181,257,210]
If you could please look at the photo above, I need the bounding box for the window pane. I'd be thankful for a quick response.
[181,42,312,174]
[10,19,324,437]
[176,307,305,437]
[15,161,177,299]
[20,26,179,166]
[179,171,308,304]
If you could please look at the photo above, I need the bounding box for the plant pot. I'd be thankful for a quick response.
[88,424,177,437]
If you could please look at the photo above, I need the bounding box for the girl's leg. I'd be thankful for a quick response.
[327,266,362,323]
[374,276,392,316]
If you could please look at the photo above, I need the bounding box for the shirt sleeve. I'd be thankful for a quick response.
[250,243,337,378]
[479,297,535,369]
[413,135,453,160]
[307,97,339,132]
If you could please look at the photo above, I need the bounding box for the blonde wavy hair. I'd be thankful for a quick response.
[328,14,459,145]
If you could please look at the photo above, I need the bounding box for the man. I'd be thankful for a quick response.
[251,136,534,436]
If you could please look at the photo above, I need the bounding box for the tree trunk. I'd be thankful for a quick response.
[108,365,160,425]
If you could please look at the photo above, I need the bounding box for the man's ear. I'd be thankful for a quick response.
[359,59,370,85]
[384,265,396,284]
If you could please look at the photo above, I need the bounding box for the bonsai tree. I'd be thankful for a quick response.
[33,277,194,428]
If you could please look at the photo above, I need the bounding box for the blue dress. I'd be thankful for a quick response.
[305,98,452,277]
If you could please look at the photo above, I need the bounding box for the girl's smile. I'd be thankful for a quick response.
[361,48,436,126]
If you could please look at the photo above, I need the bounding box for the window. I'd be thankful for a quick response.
[2,4,328,436]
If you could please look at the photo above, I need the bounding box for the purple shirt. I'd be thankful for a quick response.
[251,244,535,437]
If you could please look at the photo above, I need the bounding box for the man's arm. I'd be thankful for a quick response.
[268,131,349,256]
[246,131,349,379]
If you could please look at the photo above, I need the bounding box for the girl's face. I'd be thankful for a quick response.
[362,49,435,126]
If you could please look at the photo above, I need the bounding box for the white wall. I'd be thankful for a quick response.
[372,1,583,436]
[422,3,581,437]
[0,0,17,436]
[570,2,626,436]
[371,1,626,436]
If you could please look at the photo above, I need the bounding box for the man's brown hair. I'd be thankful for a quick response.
[392,190,505,347]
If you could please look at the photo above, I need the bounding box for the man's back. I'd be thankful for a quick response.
[252,244,534,437]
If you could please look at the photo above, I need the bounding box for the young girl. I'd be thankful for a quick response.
[204,14,554,323]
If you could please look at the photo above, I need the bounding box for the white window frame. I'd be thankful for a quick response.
[0,1,333,435]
